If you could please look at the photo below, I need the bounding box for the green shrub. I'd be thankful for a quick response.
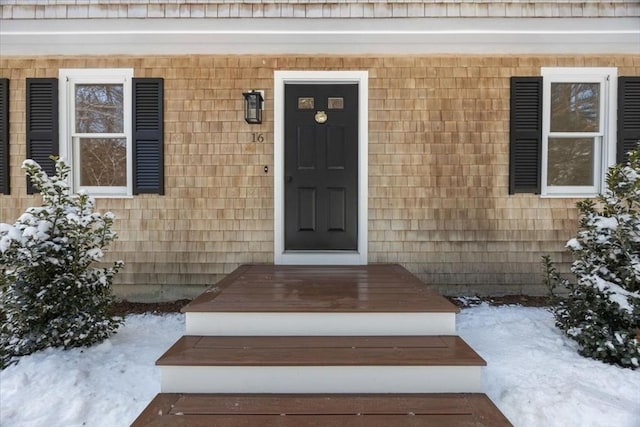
[0,158,123,368]
[544,148,640,370]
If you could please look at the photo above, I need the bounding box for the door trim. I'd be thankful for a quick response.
[274,71,368,265]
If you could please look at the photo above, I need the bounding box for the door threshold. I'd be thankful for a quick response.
[276,251,365,265]
[284,250,359,254]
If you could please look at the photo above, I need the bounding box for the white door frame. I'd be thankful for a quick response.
[274,70,368,265]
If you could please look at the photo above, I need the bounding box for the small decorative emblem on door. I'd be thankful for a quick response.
[314,111,328,124]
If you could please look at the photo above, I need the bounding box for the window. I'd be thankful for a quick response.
[26,74,163,196]
[541,68,617,196]
[60,69,133,196]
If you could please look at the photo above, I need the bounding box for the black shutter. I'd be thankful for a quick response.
[617,77,640,164]
[26,78,58,194]
[132,78,164,195]
[509,77,543,194]
[0,78,9,194]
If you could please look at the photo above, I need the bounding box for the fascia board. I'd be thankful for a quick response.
[1,17,639,55]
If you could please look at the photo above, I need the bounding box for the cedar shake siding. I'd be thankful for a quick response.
[1,55,639,300]
[2,1,639,19]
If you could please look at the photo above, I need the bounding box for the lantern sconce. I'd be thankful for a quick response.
[243,90,264,124]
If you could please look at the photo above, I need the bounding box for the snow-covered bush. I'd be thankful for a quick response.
[544,148,640,370]
[0,158,123,369]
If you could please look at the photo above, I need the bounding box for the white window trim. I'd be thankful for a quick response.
[540,67,617,198]
[274,71,368,265]
[59,68,133,197]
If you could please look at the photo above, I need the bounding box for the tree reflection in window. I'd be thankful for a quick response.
[547,82,601,188]
[550,83,600,133]
[547,137,594,186]
[80,138,126,187]
[74,84,125,187]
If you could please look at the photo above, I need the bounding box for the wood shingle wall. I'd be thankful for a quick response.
[2,1,639,19]
[1,54,638,300]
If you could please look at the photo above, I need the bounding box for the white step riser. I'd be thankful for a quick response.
[185,312,457,336]
[160,365,482,394]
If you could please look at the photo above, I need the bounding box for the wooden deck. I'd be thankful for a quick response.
[132,393,512,427]
[133,264,512,426]
[183,264,458,313]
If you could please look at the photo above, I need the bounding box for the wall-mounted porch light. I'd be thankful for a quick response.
[243,90,264,124]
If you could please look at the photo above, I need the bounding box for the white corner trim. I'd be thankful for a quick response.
[274,71,368,265]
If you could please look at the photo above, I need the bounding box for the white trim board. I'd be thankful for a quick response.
[160,365,482,394]
[274,71,368,265]
[185,312,456,336]
[1,17,638,55]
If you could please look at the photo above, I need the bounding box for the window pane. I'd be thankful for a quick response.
[298,97,314,109]
[75,84,124,133]
[550,83,600,132]
[328,97,344,109]
[79,138,127,186]
[547,137,594,186]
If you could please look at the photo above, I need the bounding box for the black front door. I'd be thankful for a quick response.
[284,83,358,250]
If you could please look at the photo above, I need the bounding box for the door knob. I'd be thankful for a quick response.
[286,176,293,183]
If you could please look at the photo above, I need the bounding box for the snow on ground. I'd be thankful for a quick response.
[0,314,184,427]
[0,305,639,427]
[457,304,640,427]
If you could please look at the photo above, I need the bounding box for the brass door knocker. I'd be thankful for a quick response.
[315,111,327,124]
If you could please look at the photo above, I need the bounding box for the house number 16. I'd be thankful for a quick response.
[252,133,265,143]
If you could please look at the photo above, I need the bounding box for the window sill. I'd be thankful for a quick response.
[540,194,597,199]
[89,195,134,199]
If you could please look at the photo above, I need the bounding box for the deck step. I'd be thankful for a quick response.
[157,336,485,393]
[183,265,458,336]
[132,393,513,426]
